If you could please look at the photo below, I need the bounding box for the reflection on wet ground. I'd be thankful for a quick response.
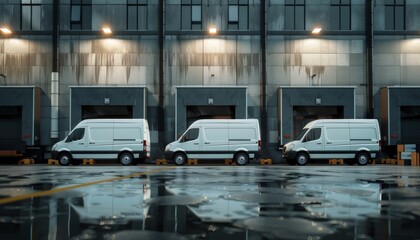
[0,165,419,239]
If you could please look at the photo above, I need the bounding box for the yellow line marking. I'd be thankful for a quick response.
[0,166,176,205]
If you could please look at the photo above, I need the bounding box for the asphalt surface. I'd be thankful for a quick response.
[0,164,419,240]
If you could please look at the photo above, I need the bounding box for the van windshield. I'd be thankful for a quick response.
[295,128,308,140]
[66,128,85,143]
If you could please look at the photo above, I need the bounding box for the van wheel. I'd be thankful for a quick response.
[173,153,187,166]
[119,152,134,166]
[295,152,309,166]
[234,152,249,166]
[356,152,369,166]
[58,152,72,166]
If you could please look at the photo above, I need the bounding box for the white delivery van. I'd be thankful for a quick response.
[282,119,381,166]
[51,119,150,166]
[165,119,261,165]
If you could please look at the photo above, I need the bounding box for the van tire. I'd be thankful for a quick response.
[356,152,369,166]
[234,152,249,166]
[119,152,134,166]
[295,152,309,165]
[58,152,72,166]
[173,152,187,165]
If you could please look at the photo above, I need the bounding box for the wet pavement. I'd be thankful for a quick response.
[0,164,419,240]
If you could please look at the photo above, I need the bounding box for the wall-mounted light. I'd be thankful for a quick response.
[0,28,12,34]
[208,27,217,34]
[102,27,112,34]
[312,27,322,34]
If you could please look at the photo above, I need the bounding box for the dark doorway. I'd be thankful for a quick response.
[0,106,23,149]
[81,106,133,120]
[400,106,420,144]
[293,106,344,138]
[186,106,235,127]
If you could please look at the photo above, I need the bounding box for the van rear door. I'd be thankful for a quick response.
[349,125,380,153]
[113,125,142,157]
[228,126,259,157]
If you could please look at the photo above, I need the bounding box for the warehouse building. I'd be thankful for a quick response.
[0,0,420,161]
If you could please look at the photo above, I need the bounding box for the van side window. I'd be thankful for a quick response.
[304,128,321,142]
[66,128,85,143]
[181,128,199,142]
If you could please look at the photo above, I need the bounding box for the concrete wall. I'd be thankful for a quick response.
[0,1,419,159]
[59,35,159,142]
[381,87,420,146]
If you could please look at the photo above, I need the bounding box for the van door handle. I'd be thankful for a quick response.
[79,143,84,145]
[327,142,332,144]
[89,142,95,144]
[204,142,210,144]
[316,142,321,145]
[194,143,199,145]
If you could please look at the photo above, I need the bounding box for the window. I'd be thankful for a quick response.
[114,127,141,141]
[127,0,148,30]
[181,128,199,142]
[350,128,377,141]
[304,128,321,142]
[385,0,405,30]
[21,0,41,30]
[331,0,351,30]
[181,0,202,30]
[71,0,92,30]
[285,0,305,30]
[66,128,85,142]
[228,0,249,30]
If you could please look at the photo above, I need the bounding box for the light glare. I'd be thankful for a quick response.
[312,28,322,34]
[102,27,112,34]
[209,27,217,34]
[0,28,12,34]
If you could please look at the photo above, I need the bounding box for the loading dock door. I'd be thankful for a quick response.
[0,107,23,150]
[400,106,420,144]
[293,106,344,138]
[187,106,235,127]
[81,106,133,120]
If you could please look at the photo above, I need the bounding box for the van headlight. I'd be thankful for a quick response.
[286,143,294,152]
[165,144,171,151]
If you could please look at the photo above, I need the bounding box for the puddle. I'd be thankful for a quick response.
[0,166,419,239]
[145,195,209,206]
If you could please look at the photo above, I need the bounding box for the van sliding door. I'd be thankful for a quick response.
[324,126,351,159]
[203,127,229,159]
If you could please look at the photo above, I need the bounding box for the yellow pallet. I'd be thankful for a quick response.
[18,158,35,165]
[188,159,198,165]
[83,159,95,165]
[48,159,59,165]
[329,159,343,165]
[224,159,234,165]
[381,158,397,165]
[156,159,168,165]
[260,159,272,165]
